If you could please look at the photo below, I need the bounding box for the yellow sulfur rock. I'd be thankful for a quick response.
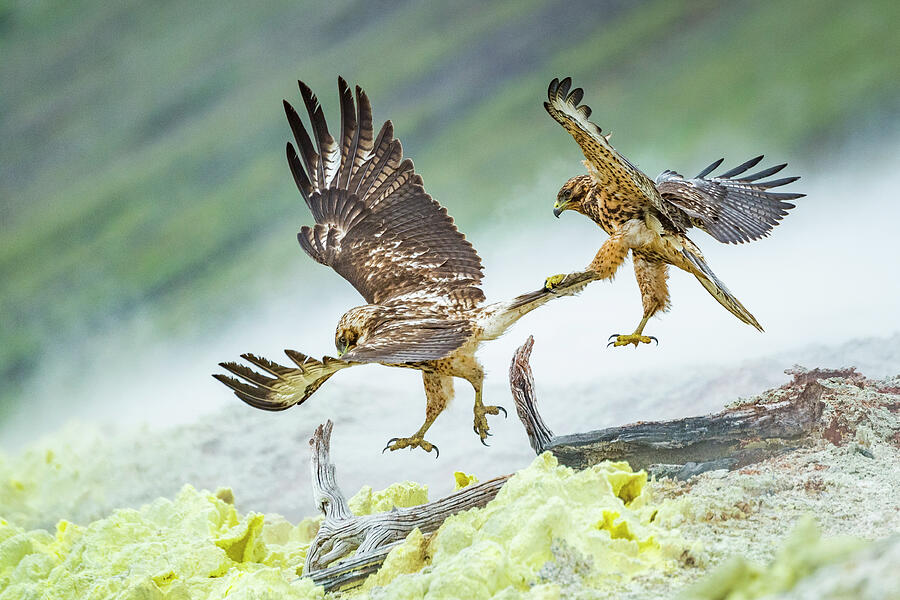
[349,481,429,516]
[0,485,325,600]
[453,472,479,490]
[350,453,686,599]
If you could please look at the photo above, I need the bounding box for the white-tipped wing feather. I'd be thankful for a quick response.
[215,351,351,411]
[544,77,678,225]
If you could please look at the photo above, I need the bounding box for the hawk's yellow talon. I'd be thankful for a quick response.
[383,436,439,458]
[473,402,504,445]
[543,273,567,291]
[607,334,658,348]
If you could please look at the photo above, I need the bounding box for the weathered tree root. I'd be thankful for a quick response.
[510,336,856,478]
[303,421,509,590]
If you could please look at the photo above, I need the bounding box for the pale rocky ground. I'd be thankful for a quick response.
[2,334,898,532]
[624,371,900,598]
[1,335,898,598]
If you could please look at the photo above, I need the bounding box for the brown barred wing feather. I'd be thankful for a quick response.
[298,188,484,307]
[289,78,484,307]
[656,156,804,244]
[544,77,681,227]
[342,313,473,364]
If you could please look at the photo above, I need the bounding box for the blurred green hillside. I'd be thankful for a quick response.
[1,0,898,416]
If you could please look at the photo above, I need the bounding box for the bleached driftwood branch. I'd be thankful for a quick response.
[509,336,554,454]
[510,336,850,479]
[304,421,509,590]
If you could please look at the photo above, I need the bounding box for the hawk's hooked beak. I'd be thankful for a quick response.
[336,343,348,357]
[553,200,569,218]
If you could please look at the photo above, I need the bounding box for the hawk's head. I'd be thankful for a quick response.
[335,305,380,356]
[553,175,592,218]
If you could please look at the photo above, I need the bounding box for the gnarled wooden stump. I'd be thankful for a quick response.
[303,421,509,590]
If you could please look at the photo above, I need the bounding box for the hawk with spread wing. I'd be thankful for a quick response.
[214,78,588,455]
[543,77,804,347]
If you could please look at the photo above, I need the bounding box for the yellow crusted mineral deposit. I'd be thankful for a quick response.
[1,453,684,599]
[348,480,429,516]
[351,453,687,598]
[0,485,324,600]
[453,471,480,490]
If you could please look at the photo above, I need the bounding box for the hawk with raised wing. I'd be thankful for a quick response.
[543,77,804,347]
[214,78,588,455]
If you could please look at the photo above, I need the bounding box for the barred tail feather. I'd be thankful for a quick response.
[682,249,763,331]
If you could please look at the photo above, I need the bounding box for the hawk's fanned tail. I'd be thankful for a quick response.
[214,351,350,411]
[656,156,804,245]
[680,246,763,331]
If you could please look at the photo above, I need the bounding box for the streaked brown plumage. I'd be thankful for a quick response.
[214,78,588,455]
[544,77,804,346]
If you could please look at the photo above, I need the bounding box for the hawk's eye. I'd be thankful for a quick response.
[338,335,346,345]
[563,189,572,199]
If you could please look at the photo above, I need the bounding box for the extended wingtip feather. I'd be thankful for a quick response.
[696,158,724,179]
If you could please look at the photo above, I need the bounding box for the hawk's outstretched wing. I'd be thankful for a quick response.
[545,77,804,243]
[286,78,485,308]
[544,77,684,229]
[214,312,471,410]
[655,156,804,244]
[215,351,349,411]
[341,313,473,364]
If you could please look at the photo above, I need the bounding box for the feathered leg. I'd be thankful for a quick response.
[609,253,669,347]
[383,372,451,457]
[587,233,632,277]
[544,231,631,290]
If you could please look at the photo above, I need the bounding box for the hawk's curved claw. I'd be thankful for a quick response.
[473,403,504,445]
[608,334,658,348]
[480,437,490,447]
[382,435,438,456]
[497,405,508,419]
